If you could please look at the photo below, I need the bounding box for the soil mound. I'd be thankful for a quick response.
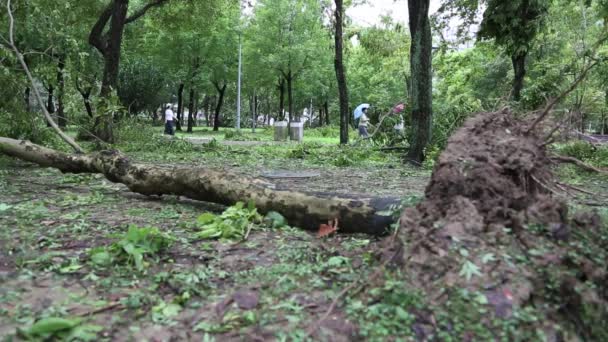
[397,109,607,340]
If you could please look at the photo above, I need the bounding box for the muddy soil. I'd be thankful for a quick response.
[395,110,608,340]
[0,158,412,341]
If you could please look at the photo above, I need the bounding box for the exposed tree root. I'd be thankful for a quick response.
[0,137,398,235]
[392,109,608,340]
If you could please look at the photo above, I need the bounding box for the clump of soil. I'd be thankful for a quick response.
[396,109,608,339]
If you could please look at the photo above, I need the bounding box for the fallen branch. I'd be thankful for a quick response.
[5,0,84,153]
[555,181,599,196]
[0,137,398,234]
[551,155,607,174]
[528,32,608,134]
[353,110,398,145]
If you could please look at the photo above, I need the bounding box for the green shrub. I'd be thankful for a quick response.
[114,117,196,153]
[0,110,62,147]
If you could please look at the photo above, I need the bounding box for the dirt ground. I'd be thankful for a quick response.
[0,157,427,341]
[1,140,606,341]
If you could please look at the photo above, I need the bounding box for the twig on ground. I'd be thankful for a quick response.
[77,302,122,317]
[555,181,598,196]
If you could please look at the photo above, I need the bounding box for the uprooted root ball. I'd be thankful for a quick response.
[395,110,607,340]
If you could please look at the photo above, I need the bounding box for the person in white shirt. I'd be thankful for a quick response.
[358,107,370,137]
[164,104,175,135]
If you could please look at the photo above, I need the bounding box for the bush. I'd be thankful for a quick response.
[0,110,62,147]
[114,117,196,153]
[306,125,339,138]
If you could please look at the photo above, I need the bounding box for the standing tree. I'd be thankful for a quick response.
[407,0,433,164]
[477,0,548,101]
[334,0,349,144]
[88,0,170,142]
[435,0,548,101]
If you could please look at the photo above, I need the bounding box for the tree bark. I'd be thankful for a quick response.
[213,82,227,132]
[511,52,526,101]
[203,95,211,127]
[318,106,323,127]
[187,87,195,133]
[0,137,397,235]
[287,72,294,122]
[76,86,94,118]
[252,90,257,133]
[56,56,67,128]
[334,0,349,144]
[324,100,330,126]
[176,82,184,131]
[24,87,30,112]
[46,85,55,128]
[278,77,286,121]
[407,0,433,165]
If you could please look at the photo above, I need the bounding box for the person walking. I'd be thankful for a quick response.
[358,107,370,138]
[164,104,175,135]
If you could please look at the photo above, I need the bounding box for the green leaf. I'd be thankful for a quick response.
[59,263,83,274]
[197,213,216,225]
[162,303,182,317]
[481,253,496,264]
[0,203,12,212]
[28,317,81,336]
[474,293,488,305]
[264,211,287,228]
[326,256,349,267]
[459,260,482,281]
[65,324,103,341]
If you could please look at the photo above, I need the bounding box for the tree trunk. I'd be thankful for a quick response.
[46,85,55,128]
[0,137,397,235]
[176,82,184,131]
[511,52,526,101]
[78,88,94,118]
[278,77,286,121]
[89,0,170,142]
[56,56,67,128]
[252,90,257,133]
[193,92,198,127]
[24,87,30,112]
[204,95,211,127]
[213,82,227,132]
[287,72,295,122]
[407,0,433,165]
[334,0,349,144]
[187,87,194,133]
[318,106,323,127]
[324,100,330,126]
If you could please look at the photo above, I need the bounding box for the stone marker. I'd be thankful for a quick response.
[274,121,288,141]
[289,121,303,142]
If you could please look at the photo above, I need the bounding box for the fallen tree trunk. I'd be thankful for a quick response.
[0,137,398,235]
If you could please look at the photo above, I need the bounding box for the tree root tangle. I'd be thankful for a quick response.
[390,109,607,340]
